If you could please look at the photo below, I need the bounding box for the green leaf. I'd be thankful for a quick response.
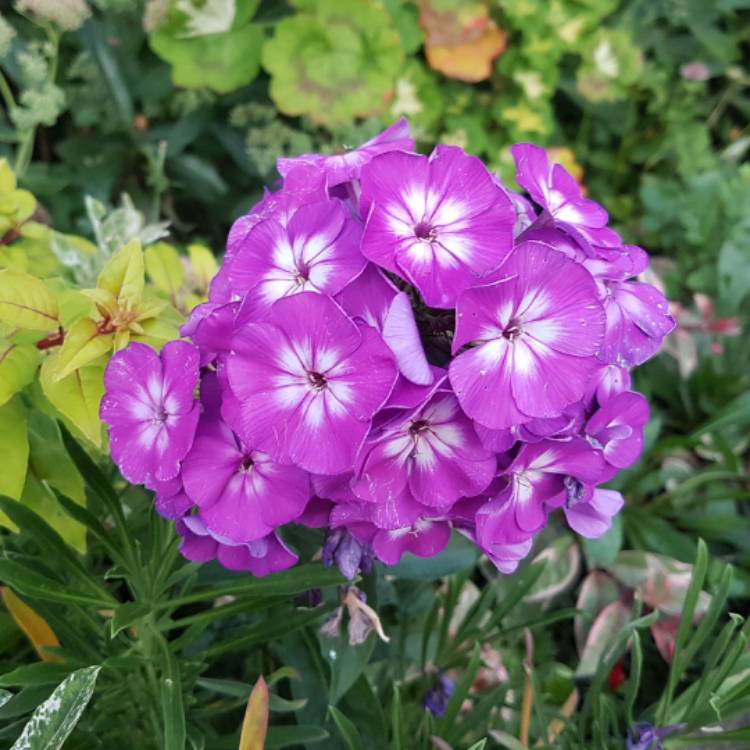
[438,642,483,741]
[0,690,10,710]
[0,664,74,688]
[718,217,750,309]
[0,343,39,407]
[150,24,264,94]
[145,242,185,297]
[96,239,144,307]
[110,601,150,639]
[10,665,101,750]
[582,514,623,568]
[265,725,329,748]
[0,271,58,331]
[388,532,477,579]
[328,705,363,750]
[0,399,28,503]
[48,320,112,383]
[323,628,375,705]
[40,355,105,447]
[160,645,186,750]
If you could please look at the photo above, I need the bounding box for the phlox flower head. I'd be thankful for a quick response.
[100,119,674,579]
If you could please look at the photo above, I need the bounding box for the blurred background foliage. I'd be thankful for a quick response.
[1,0,750,748]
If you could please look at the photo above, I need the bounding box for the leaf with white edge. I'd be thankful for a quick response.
[0,271,59,331]
[576,600,631,678]
[187,243,217,293]
[0,343,38,407]
[145,242,184,297]
[0,689,11,709]
[50,319,113,382]
[0,399,28,503]
[10,665,101,750]
[40,354,105,447]
[524,535,581,605]
[96,239,144,307]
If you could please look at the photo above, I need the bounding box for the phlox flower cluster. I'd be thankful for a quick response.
[100,119,674,578]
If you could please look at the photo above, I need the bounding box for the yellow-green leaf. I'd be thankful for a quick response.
[0,341,39,406]
[188,243,217,293]
[40,354,105,448]
[145,242,184,296]
[0,270,59,331]
[135,316,180,347]
[238,676,269,750]
[97,239,144,308]
[52,318,113,382]
[0,159,16,193]
[0,398,29,501]
[1,587,62,662]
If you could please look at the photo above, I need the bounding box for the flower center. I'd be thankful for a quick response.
[563,476,585,507]
[307,371,327,391]
[295,260,310,286]
[240,455,254,472]
[409,419,430,436]
[414,221,436,242]
[152,406,168,425]
[502,318,523,341]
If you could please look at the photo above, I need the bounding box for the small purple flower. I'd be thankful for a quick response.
[227,292,398,475]
[228,198,366,318]
[476,438,604,547]
[585,391,649,479]
[450,241,605,429]
[360,144,515,307]
[277,118,415,187]
[511,144,620,248]
[423,675,455,717]
[564,487,624,538]
[100,341,200,488]
[181,413,311,543]
[627,722,687,750]
[322,527,374,580]
[177,515,298,576]
[600,279,675,366]
[352,391,496,509]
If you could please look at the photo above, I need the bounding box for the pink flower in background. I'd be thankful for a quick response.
[100,341,200,488]
[450,241,605,428]
[227,292,398,474]
[277,117,415,187]
[360,144,515,307]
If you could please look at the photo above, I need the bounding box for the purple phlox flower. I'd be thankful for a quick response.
[450,240,605,429]
[585,391,649,479]
[423,675,455,717]
[600,278,675,367]
[181,411,311,543]
[381,367,447,411]
[228,198,366,319]
[295,496,335,528]
[564,487,624,539]
[511,143,620,249]
[360,144,515,308]
[585,363,632,406]
[180,300,239,364]
[227,292,398,475]
[277,117,415,188]
[312,472,358,504]
[100,341,200,489]
[152,475,194,520]
[336,265,433,385]
[476,438,605,547]
[331,490,435,533]
[496,178,537,238]
[322,527,374,580]
[352,390,496,509]
[627,722,687,750]
[177,515,298,576]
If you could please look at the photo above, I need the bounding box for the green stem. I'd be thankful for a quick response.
[0,70,16,114]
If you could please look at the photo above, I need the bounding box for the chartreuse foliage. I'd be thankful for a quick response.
[0,160,215,551]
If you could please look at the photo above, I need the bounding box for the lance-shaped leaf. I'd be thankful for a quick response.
[97,239,145,308]
[0,271,59,332]
[50,318,114,382]
[239,676,269,750]
[0,342,39,407]
[187,243,217,293]
[576,600,631,678]
[0,399,28,503]
[1,588,61,663]
[10,665,101,750]
[145,242,184,297]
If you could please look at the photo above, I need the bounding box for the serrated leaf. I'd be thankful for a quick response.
[0,343,38,407]
[239,676,269,750]
[145,242,184,297]
[50,319,113,382]
[40,354,105,447]
[10,665,101,750]
[96,239,144,307]
[0,399,28,503]
[0,271,58,331]
[1,588,61,663]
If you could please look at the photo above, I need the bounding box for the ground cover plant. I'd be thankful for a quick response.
[0,1,749,749]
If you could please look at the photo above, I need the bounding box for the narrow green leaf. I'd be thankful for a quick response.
[488,730,528,750]
[0,664,74,688]
[467,740,487,750]
[160,644,186,750]
[624,630,642,728]
[110,601,150,639]
[390,685,403,750]
[439,642,483,741]
[328,705,363,750]
[0,690,10,710]
[265,725,329,748]
[10,665,100,750]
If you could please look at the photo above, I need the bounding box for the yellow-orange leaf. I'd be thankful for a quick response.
[238,676,269,750]
[1,587,62,662]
